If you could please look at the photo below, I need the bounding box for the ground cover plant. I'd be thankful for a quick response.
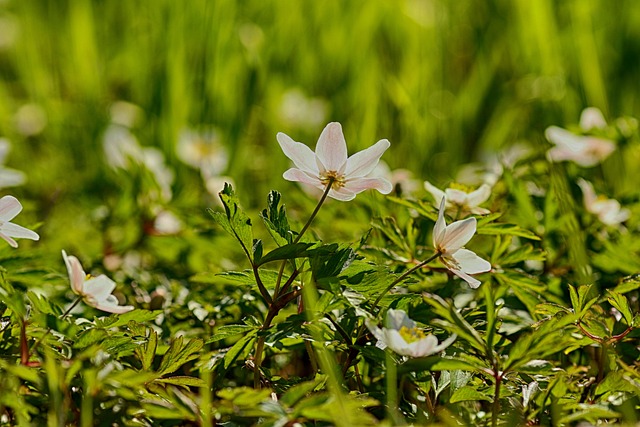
[1,1,640,426]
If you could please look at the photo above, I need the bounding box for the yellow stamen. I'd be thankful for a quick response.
[399,325,427,343]
[449,182,474,193]
[320,171,346,189]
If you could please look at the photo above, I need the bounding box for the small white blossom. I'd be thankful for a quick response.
[62,250,134,314]
[176,127,228,175]
[577,179,630,226]
[277,122,392,201]
[425,181,492,216]
[366,309,456,358]
[433,197,491,288]
[0,195,39,248]
[0,139,26,189]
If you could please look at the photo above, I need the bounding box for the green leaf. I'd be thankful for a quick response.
[252,239,263,264]
[449,385,492,403]
[281,379,322,407]
[138,329,158,371]
[95,310,161,329]
[256,242,316,266]
[606,291,634,325]
[399,356,481,375]
[595,371,640,396]
[260,190,291,246]
[223,330,257,369]
[158,336,204,376]
[612,275,640,294]
[154,376,207,388]
[477,222,540,240]
[208,183,254,262]
[207,325,256,344]
[212,269,284,290]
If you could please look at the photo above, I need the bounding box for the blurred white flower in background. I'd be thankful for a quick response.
[110,101,143,129]
[425,181,492,216]
[62,250,134,314]
[576,178,630,226]
[279,88,328,129]
[0,13,19,50]
[176,127,228,175]
[366,309,456,358]
[14,104,47,137]
[152,210,183,235]
[372,161,421,196]
[0,195,39,248]
[433,197,491,289]
[545,107,615,167]
[0,139,26,188]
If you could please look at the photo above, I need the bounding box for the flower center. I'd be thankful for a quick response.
[449,182,474,193]
[320,170,346,189]
[399,325,427,343]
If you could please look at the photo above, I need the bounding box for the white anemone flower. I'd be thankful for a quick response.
[0,196,39,248]
[425,181,492,216]
[0,139,27,189]
[576,179,630,226]
[366,309,456,358]
[277,122,393,201]
[62,250,134,314]
[433,197,491,289]
[545,108,615,167]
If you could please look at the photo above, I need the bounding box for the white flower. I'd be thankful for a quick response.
[577,179,630,226]
[425,181,492,216]
[366,309,456,358]
[176,127,228,174]
[433,197,491,288]
[372,161,421,195]
[0,196,39,248]
[62,250,134,314]
[545,108,615,167]
[0,139,26,189]
[277,122,393,201]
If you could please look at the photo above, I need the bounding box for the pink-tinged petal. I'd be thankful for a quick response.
[580,107,607,130]
[445,188,467,206]
[0,232,17,248]
[315,122,348,171]
[0,196,23,222]
[83,275,117,301]
[62,251,87,295]
[328,187,356,201]
[450,268,482,289]
[466,184,491,207]
[577,178,597,209]
[545,126,581,148]
[440,217,476,253]
[344,177,393,195]
[0,222,39,241]
[282,168,323,188]
[452,248,491,274]
[433,198,447,248]
[93,294,134,314]
[469,206,491,215]
[424,182,445,204]
[344,139,390,178]
[276,132,319,175]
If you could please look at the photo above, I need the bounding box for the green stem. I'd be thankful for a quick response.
[492,370,502,427]
[385,350,401,424]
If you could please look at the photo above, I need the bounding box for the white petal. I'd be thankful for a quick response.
[450,268,482,289]
[408,334,438,357]
[431,333,457,353]
[0,232,17,248]
[466,184,491,207]
[424,182,445,204]
[385,309,414,330]
[62,251,87,295]
[445,189,467,206]
[545,126,581,148]
[580,107,607,130]
[315,122,348,171]
[433,197,447,248]
[344,139,390,178]
[344,177,393,195]
[282,168,322,188]
[82,275,117,301]
[383,329,411,355]
[452,248,491,274]
[440,217,476,253]
[577,178,597,209]
[276,132,318,175]
[93,295,134,314]
[0,222,39,241]
[0,196,22,221]
[328,187,356,201]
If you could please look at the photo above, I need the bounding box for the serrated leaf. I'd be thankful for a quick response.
[212,269,284,290]
[223,330,257,369]
[158,337,204,376]
[612,275,640,294]
[154,376,207,388]
[281,379,321,407]
[208,183,254,262]
[260,190,291,246]
[449,385,492,403]
[477,222,539,240]
[256,242,316,266]
[95,310,161,329]
[207,325,256,344]
[606,291,633,325]
[138,329,158,371]
[399,356,481,375]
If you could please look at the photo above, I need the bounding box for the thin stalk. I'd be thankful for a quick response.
[385,350,401,424]
[492,370,502,427]
[26,297,82,362]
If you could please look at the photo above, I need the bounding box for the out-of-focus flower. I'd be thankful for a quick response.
[109,101,143,128]
[14,104,47,137]
[62,250,134,314]
[0,139,26,188]
[277,122,392,201]
[152,210,183,235]
[0,195,39,248]
[577,179,630,226]
[279,88,328,128]
[546,107,615,167]
[176,127,228,175]
[425,181,492,216]
[366,309,456,358]
[372,161,421,196]
[433,198,491,289]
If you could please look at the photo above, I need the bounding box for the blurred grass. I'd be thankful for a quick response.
[1,0,639,204]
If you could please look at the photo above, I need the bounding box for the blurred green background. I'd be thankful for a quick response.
[0,0,639,254]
